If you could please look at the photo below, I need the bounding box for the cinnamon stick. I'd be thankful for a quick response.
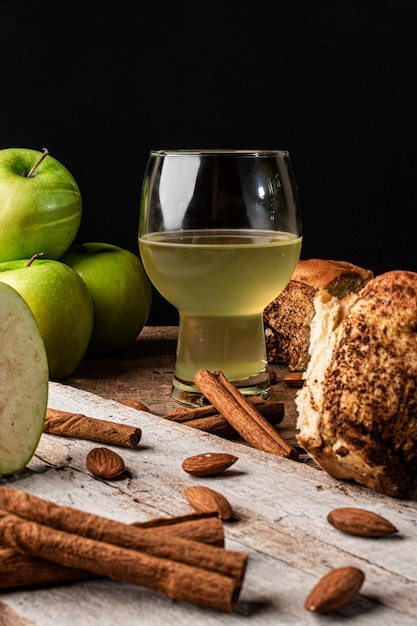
[162,400,284,438]
[0,511,240,612]
[282,371,304,388]
[44,408,142,448]
[0,547,92,588]
[0,487,246,585]
[182,414,243,437]
[0,512,224,590]
[162,396,267,423]
[194,369,299,460]
[133,511,224,546]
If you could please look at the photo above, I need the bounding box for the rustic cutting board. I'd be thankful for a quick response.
[1,382,416,625]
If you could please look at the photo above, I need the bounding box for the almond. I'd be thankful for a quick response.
[120,399,151,412]
[86,447,126,480]
[304,566,365,613]
[182,452,238,477]
[185,485,234,520]
[327,507,398,537]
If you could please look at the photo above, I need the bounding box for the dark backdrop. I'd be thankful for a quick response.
[1,1,416,323]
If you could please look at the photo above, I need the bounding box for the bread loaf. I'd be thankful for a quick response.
[296,270,417,499]
[264,259,373,370]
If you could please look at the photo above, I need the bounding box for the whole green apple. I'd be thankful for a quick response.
[0,257,93,380]
[0,148,82,263]
[61,242,152,355]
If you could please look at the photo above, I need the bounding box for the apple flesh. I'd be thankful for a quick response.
[0,258,94,380]
[61,242,152,355]
[0,148,82,263]
[0,282,48,474]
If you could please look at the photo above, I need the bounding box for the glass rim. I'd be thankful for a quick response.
[149,149,290,157]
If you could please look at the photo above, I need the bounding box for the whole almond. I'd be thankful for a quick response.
[182,452,238,477]
[327,507,398,537]
[86,447,126,479]
[305,566,365,614]
[185,485,234,520]
[120,399,151,412]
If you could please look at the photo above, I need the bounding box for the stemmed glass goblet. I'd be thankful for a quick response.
[139,150,302,406]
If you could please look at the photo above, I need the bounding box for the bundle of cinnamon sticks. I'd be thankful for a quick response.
[0,487,247,613]
[193,370,299,459]
[162,395,285,438]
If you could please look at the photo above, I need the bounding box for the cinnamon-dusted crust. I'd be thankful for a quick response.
[296,270,417,499]
[264,259,373,370]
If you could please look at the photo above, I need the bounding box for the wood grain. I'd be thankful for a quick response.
[65,326,301,450]
[0,363,415,625]
[65,326,180,415]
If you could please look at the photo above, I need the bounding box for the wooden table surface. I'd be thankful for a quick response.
[1,327,416,626]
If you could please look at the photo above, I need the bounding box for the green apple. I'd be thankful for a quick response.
[0,147,82,263]
[0,282,48,474]
[0,257,93,380]
[61,242,152,355]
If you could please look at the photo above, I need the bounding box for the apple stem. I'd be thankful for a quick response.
[27,148,49,178]
[26,253,44,267]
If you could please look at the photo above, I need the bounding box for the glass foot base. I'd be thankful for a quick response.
[171,372,271,407]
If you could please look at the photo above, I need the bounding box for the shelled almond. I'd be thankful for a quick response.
[86,447,126,480]
[185,486,234,520]
[120,399,152,412]
[327,507,398,537]
[182,452,238,477]
[304,566,365,614]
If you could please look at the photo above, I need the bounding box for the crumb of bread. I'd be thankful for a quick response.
[295,291,346,445]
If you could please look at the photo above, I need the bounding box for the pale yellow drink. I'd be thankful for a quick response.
[140,229,301,401]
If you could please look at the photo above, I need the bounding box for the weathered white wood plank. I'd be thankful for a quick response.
[0,382,416,626]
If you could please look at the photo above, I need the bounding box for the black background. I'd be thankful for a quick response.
[1,1,416,323]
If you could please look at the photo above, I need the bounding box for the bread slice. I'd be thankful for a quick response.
[296,270,417,499]
[264,281,318,370]
[264,259,373,370]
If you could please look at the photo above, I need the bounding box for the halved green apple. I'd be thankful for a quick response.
[0,282,48,474]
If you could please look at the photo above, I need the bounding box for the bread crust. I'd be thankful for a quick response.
[292,259,373,298]
[296,270,417,499]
